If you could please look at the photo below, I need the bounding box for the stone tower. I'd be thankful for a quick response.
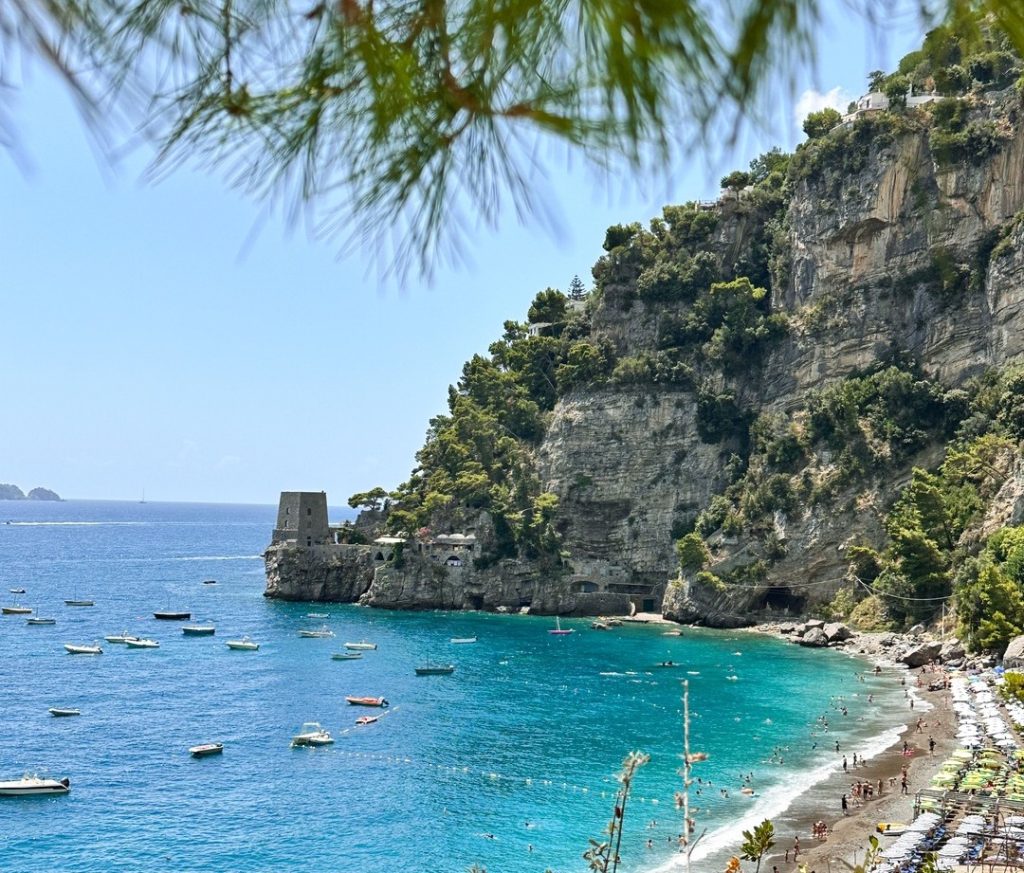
[272,491,330,546]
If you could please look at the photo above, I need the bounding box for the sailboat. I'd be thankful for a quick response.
[139,488,146,505]
[548,616,574,635]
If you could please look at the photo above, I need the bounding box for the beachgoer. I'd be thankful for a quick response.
[878,778,883,796]
[841,794,848,815]
[853,753,858,767]
[794,836,800,859]
[835,741,840,753]
[929,736,935,755]
[843,756,848,773]
[901,775,908,795]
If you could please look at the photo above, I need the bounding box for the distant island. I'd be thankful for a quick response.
[0,484,61,501]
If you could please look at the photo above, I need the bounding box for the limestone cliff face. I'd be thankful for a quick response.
[268,89,1024,622]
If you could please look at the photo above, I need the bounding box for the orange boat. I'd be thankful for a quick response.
[345,696,388,707]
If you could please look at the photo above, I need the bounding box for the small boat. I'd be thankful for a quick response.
[0,775,70,796]
[125,638,160,649]
[343,641,377,650]
[591,621,611,630]
[202,579,217,585]
[450,637,477,644]
[345,696,388,707]
[298,626,334,638]
[331,652,363,661]
[226,636,259,651]
[104,632,140,644]
[48,708,80,717]
[8,588,25,594]
[740,787,755,796]
[182,624,216,636]
[306,612,329,618]
[876,822,908,836]
[2,606,32,615]
[415,665,455,676]
[64,643,102,655]
[63,600,95,607]
[153,611,190,621]
[355,715,379,726]
[189,743,224,758]
[548,616,574,635]
[655,661,681,668]
[26,617,56,626]
[291,722,334,746]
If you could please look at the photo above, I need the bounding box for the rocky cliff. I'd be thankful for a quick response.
[268,32,1024,632]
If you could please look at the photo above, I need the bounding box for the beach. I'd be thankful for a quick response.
[764,665,960,873]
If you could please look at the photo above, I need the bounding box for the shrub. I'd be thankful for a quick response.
[803,107,842,140]
[676,532,710,572]
[847,594,894,631]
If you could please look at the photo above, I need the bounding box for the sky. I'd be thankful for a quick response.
[0,6,928,505]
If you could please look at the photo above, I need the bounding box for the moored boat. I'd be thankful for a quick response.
[415,665,455,676]
[298,626,334,638]
[104,632,140,644]
[26,617,56,626]
[125,638,159,649]
[0,775,70,796]
[182,624,216,636]
[2,606,32,615]
[63,600,94,607]
[548,616,574,635]
[48,708,80,717]
[8,588,25,594]
[355,715,379,726]
[306,612,329,618]
[345,696,388,707]
[226,636,259,651]
[343,641,377,650]
[291,722,334,746]
[64,643,102,655]
[153,611,190,620]
[331,652,362,660]
[189,743,224,758]
[202,579,217,585]
[450,637,477,644]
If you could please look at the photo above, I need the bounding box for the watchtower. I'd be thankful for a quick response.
[272,491,330,546]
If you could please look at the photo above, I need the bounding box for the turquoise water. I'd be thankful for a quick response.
[0,500,909,872]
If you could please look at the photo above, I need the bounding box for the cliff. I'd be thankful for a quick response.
[267,24,1024,640]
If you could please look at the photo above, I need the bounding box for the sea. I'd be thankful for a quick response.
[0,499,913,873]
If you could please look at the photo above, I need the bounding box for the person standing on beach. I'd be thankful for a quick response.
[793,836,800,859]
[841,794,848,815]
[929,736,935,755]
[901,774,908,795]
[843,756,848,773]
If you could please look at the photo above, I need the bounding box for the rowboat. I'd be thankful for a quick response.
[2,606,32,615]
[355,716,379,726]
[64,643,102,655]
[345,696,388,707]
[48,708,80,717]
[331,652,362,660]
[202,579,217,585]
[0,776,70,796]
[104,632,140,644]
[63,600,94,607]
[153,611,190,620]
[343,641,377,650]
[298,626,334,638]
[8,588,25,594]
[189,743,224,758]
[226,636,259,651]
[182,625,216,636]
[450,637,477,644]
[415,665,455,676]
[291,723,334,746]
[26,617,56,626]
[125,638,159,649]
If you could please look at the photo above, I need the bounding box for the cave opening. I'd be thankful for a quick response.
[759,586,807,614]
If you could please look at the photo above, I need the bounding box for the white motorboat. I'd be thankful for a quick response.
[344,641,377,651]
[104,632,140,644]
[63,600,94,607]
[189,743,224,758]
[298,626,334,638]
[450,637,477,644]
[26,617,56,626]
[64,643,102,655]
[226,636,259,651]
[125,638,160,649]
[331,652,363,660]
[291,722,334,747]
[8,588,26,594]
[0,775,71,796]
[182,624,216,636]
[48,708,81,717]
[306,612,329,618]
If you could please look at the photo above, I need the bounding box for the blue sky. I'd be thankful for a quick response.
[0,8,926,505]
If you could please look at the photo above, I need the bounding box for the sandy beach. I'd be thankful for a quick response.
[762,668,959,873]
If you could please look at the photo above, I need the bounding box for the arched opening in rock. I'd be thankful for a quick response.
[759,586,806,613]
[467,594,484,610]
[577,581,598,593]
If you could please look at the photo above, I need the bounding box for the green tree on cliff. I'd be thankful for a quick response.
[802,107,842,140]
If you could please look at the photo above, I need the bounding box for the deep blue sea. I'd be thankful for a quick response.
[0,500,912,873]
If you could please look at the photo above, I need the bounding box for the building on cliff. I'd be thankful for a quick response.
[272,491,330,547]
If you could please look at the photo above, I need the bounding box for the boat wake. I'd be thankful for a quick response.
[646,721,906,873]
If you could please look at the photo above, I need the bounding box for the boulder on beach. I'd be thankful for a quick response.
[823,622,853,643]
[908,624,926,637]
[778,622,797,634]
[1003,635,1024,669]
[940,638,965,663]
[799,627,829,647]
[804,619,825,630]
[899,641,942,667]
